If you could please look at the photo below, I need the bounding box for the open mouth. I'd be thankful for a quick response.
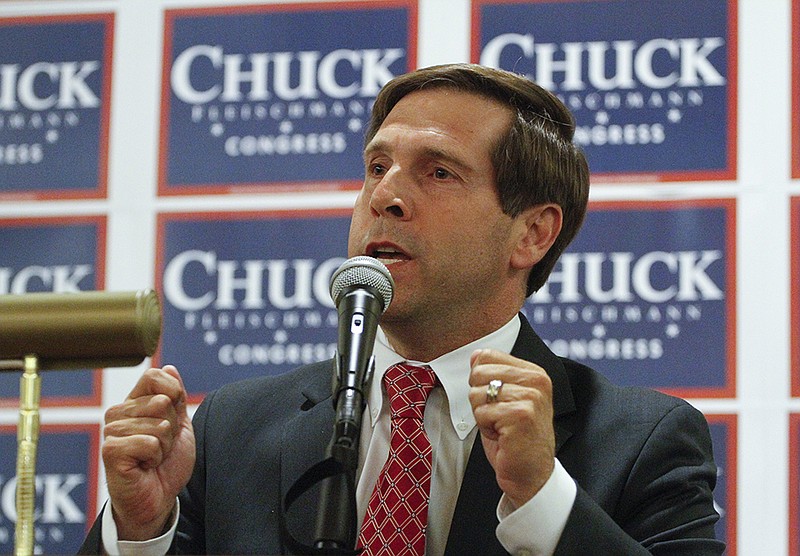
[370,246,410,265]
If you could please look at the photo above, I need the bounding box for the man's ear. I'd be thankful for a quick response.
[510,204,563,270]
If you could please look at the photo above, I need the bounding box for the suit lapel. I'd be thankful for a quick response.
[445,315,577,554]
[444,436,506,555]
[279,362,336,549]
[509,315,576,451]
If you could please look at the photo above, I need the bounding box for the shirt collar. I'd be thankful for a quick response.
[367,315,521,440]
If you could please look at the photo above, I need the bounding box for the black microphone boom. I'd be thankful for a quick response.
[328,255,394,466]
[313,256,393,551]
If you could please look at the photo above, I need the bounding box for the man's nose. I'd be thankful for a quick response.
[369,167,412,220]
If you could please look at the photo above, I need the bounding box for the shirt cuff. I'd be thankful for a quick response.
[101,498,179,556]
[495,458,577,556]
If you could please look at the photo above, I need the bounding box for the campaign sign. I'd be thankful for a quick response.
[706,414,736,553]
[0,216,105,406]
[0,424,99,554]
[793,197,800,396]
[0,14,113,200]
[523,199,736,398]
[472,0,737,182]
[156,210,351,402]
[159,1,417,196]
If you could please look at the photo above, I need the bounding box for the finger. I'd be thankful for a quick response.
[105,393,179,426]
[161,365,189,414]
[468,373,554,434]
[473,394,555,450]
[104,396,180,462]
[472,399,534,444]
[469,349,540,385]
[469,348,525,370]
[105,416,178,458]
[127,366,187,407]
[470,379,554,417]
[104,413,177,441]
[103,433,166,472]
[104,396,179,449]
[467,381,528,408]
[469,362,553,403]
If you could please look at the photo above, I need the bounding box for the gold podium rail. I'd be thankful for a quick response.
[0,290,161,556]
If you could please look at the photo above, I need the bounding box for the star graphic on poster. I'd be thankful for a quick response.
[204,331,218,345]
[665,323,680,338]
[592,324,606,338]
[348,118,363,132]
[279,120,294,134]
[46,129,59,143]
[667,109,683,123]
[210,123,224,137]
[274,329,288,343]
[595,111,610,125]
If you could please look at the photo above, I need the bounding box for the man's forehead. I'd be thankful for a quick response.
[371,88,513,147]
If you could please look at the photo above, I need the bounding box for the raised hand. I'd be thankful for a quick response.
[101,365,196,540]
[469,349,556,508]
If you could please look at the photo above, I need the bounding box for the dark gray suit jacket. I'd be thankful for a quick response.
[81,315,724,555]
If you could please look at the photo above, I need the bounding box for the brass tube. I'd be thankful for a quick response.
[14,355,40,556]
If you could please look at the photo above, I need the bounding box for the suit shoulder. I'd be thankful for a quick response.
[558,356,703,426]
[197,359,333,416]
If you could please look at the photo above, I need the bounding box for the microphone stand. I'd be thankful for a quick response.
[279,258,391,553]
[313,353,373,552]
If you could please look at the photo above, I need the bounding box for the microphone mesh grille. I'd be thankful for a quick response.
[330,256,394,312]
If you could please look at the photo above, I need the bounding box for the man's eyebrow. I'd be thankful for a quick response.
[363,139,390,160]
[364,140,473,174]
[421,146,472,172]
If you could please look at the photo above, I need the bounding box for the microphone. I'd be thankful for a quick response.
[0,289,161,370]
[328,255,394,465]
[311,256,393,551]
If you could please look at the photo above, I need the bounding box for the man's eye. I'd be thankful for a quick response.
[370,164,386,176]
[434,168,451,179]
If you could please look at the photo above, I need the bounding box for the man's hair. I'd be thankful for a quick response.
[366,63,590,296]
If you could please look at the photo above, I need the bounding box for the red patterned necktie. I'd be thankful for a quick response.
[358,362,438,555]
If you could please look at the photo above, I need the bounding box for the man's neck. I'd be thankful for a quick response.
[381,310,520,362]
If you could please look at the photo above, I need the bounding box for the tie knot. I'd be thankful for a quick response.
[383,362,437,420]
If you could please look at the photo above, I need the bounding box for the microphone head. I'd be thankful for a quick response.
[329,256,394,313]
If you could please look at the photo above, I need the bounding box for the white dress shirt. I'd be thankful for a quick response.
[102,316,576,555]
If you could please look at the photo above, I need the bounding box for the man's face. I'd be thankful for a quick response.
[348,88,524,330]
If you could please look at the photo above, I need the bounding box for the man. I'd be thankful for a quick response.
[81,64,723,555]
